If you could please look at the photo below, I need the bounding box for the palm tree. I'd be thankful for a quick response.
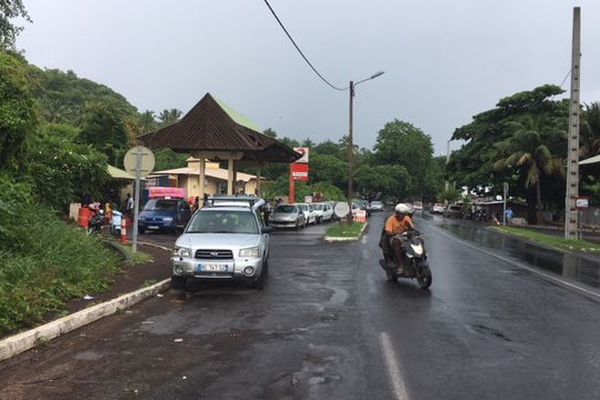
[158,108,182,127]
[138,110,157,134]
[494,114,565,223]
[581,102,600,159]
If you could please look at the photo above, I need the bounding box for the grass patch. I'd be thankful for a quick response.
[0,211,121,336]
[493,226,600,253]
[326,222,365,238]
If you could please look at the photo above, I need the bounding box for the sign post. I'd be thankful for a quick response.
[290,147,310,203]
[124,146,155,254]
[503,182,509,226]
[576,196,590,240]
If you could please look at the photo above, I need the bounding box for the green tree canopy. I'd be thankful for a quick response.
[0,51,37,172]
[373,119,437,199]
[0,0,30,50]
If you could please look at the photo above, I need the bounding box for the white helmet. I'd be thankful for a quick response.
[395,203,410,213]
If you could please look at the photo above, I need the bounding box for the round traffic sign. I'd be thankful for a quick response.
[334,202,350,219]
[123,146,155,178]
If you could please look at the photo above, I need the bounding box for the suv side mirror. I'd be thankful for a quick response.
[261,226,273,234]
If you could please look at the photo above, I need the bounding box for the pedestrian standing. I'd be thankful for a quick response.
[126,193,134,220]
[505,207,514,225]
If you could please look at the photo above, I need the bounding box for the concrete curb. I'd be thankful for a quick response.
[324,222,369,242]
[138,241,172,252]
[0,278,170,363]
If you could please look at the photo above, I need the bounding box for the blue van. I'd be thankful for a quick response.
[138,198,192,234]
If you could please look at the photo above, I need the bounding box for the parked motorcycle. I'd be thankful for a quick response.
[88,210,104,235]
[379,230,432,289]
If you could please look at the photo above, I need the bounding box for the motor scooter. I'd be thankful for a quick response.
[88,209,104,235]
[379,229,432,289]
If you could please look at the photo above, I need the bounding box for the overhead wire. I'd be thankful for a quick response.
[559,68,572,89]
[262,0,347,91]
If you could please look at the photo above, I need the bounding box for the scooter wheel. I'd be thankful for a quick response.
[416,264,432,289]
[385,269,397,282]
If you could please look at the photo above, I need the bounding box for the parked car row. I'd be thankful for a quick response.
[268,202,335,229]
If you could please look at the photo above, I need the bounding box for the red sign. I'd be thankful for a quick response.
[292,163,310,182]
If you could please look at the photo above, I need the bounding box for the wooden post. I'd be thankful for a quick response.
[197,157,205,207]
[227,159,235,195]
[289,164,296,203]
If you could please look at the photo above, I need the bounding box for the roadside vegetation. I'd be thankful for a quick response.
[0,180,120,335]
[0,9,169,336]
[447,85,600,225]
[326,222,366,238]
[492,226,600,253]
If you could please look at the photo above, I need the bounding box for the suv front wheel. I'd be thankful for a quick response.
[171,275,187,291]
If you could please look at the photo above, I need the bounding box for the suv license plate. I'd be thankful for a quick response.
[198,264,230,272]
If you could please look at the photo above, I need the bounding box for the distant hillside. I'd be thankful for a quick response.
[27,66,139,127]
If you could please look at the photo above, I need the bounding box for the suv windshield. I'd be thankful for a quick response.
[143,199,178,211]
[186,210,259,234]
[275,205,296,213]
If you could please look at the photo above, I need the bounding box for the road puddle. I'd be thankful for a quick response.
[436,220,600,288]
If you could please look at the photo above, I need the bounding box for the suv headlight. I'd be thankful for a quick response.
[163,216,173,222]
[173,246,192,258]
[239,247,260,258]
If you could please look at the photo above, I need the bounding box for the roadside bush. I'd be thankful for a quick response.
[26,124,110,211]
[0,174,32,252]
[0,203,119,335]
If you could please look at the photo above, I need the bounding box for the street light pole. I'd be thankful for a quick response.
[347,80,354,221]
[346,71,384,222]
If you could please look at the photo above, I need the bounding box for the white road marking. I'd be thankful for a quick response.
[429,225,600,300]
[379,332,410,400]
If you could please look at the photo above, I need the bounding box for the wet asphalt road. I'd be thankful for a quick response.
[2,214,600,399]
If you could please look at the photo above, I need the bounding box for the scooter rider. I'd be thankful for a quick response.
[383,203,415,273]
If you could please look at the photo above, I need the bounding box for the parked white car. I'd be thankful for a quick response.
[431,203,445,214]
[295,203,317,225]
[312,202,334,222]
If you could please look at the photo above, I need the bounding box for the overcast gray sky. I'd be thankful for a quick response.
[17,0,600,155]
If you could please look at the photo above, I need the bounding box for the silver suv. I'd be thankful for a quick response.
[171,203,272,290]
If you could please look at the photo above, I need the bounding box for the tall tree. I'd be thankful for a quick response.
[78,102,131,166]
[373,120,436,198]
[158,108,182,127]
[493,115,565,223]
[0,0,30,50]
[138,110,157,134]
[0,51,37,172]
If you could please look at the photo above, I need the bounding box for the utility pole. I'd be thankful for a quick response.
[347,80,355,222]
[444,139,451,207]
[565,7,581,240]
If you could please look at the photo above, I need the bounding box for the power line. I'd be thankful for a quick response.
[262,0,347,91]
[559,68,571,89]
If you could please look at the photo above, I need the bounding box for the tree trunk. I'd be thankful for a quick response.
[526,187,537,225]
[536,179,544,225]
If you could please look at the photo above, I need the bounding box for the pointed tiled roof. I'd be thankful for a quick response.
[139,93,299,163]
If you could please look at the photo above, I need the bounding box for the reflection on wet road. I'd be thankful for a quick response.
[432,215,600,289]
